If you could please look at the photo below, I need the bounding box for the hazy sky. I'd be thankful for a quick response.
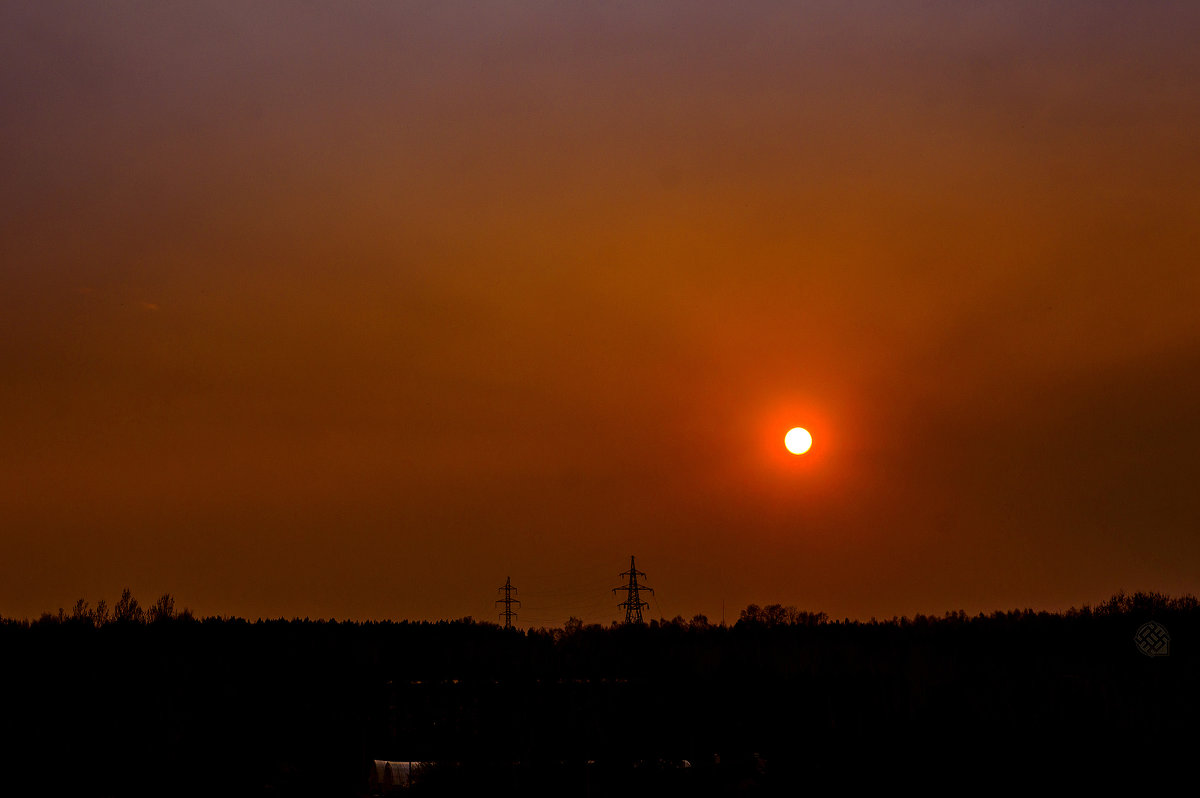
[3,1,1199,624]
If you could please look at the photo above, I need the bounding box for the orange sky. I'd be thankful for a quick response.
[3,2,1200,624]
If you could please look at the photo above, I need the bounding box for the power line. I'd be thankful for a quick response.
[612,555,653,625]
[496,576,520,630]
[518,582,615,599]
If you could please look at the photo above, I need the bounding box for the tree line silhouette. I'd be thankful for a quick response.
[2,589,1194,795]
[36,588,189,626]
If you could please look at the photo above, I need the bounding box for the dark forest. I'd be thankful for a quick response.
[2,591,1194,795]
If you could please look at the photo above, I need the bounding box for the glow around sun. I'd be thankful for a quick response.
[785,427,812,455]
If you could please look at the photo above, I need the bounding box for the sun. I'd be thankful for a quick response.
[784,427,812,455]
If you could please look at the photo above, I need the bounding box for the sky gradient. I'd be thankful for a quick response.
[3,1,1200,625]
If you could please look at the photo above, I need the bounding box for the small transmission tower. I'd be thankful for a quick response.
[613,555,653,624]
[496,576,520,629]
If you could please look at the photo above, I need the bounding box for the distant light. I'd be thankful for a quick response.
[785,427,812,455]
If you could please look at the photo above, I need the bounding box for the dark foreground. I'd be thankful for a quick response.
[1,592,1195,795]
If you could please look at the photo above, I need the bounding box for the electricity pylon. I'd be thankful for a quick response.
[613,555,653,624]
[496,576,520,629]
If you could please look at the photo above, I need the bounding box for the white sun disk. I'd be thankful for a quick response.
[785,427,812,455]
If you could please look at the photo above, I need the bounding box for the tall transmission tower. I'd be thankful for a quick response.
[496,576,520,629]
[613,555,653,624]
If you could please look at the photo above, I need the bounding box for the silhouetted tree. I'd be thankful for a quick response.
[738,603,826,627]
[71,598,90,621]
[739,603,762,624]
[113,588,144,623]
[148,593,175,622]
[794,610,828,626]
